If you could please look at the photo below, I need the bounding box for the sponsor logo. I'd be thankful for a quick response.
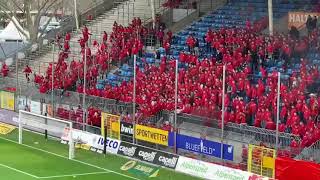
[135,124,169,146]
[158,156,178,168]
[119,145,137,157]
[120,122,134,135]
[120,161,159,178]
[138,150,157,162]
[97,137,119,149]
[121,161,137,171]
[0,122,15,135]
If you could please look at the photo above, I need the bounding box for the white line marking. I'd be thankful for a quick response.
[38,171,110,179]
[0,163,39,179]
[0,137,141,180]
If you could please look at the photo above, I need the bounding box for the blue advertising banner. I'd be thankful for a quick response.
[173,134,234,161]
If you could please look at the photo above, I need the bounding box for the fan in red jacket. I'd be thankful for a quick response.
[23,65,32,82]
[1,63,9,77]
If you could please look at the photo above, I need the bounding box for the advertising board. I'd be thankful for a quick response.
[135,124,169,146]
[176,134,234,161]
[117,141,179,169]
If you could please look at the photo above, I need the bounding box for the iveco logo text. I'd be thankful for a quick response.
[138,150,157,162]
[97,137,119,148]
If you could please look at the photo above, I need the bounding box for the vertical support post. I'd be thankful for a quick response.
[174,59,178,153]
[268,0,273,36]
[18,111,22,144]
[133,55,137,144]
[51,44,55,117]
[123,2,125,25]
[82,49,87,130]
[69,122,74,159]
[74,0,79,30]
[151,0,156,30]
[276,72,281,153]
[128,2,130,25]
[221,65,226,160]
[15,50,18,99]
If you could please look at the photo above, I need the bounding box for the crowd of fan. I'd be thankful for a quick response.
[1,12,320,149]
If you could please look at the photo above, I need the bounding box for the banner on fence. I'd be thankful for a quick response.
[120,160,159,178]
[288,12,320,29]
[175,134,234,161]
[0,122,15,135]
[135,124,169,146]
[120,122,134,142]
[60,128,120,154]
[175,156,269,180]
[120,122,134,137]
[117,141,179,169]
[101,112,120,139]
[0,91,15,111]
[247,144,276,178]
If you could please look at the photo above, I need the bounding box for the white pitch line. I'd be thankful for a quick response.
[0,163,39,179]
[38,171,110,179]
[0,137,141,180]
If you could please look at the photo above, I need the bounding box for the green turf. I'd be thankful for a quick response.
[0,130,200,180]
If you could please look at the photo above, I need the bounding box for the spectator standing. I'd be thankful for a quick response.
[312,16,318,31]
[306,15,313,35]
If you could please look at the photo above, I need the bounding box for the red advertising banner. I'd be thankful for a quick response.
[288,12,320,30]
[276,157,320,180]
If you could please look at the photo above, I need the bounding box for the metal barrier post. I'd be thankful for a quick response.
[133,55,137,144]
[51,44,55,117]
[276,72,280,153]
[221,65,226,160]
[82,48,87,130]
[174,59,178,153]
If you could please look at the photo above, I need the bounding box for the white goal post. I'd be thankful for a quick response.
[18,110,75,159]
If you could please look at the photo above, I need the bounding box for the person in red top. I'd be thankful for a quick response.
[23,65,32,82]
[163,39,171,55]
[65,32,71,42]
[245,19,251,31]
[1,63,9,77]
[186,35,196,53]
[167,30,173,43]
[63,41,70,53]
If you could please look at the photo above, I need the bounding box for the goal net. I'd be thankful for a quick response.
[18,110,75,159]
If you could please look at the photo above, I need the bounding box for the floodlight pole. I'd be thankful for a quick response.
[221,65,226,161]
[268,0,274,36]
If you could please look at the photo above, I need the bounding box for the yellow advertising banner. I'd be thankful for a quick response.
[101,112,120,139]
[135,124,169,146]
[0,91,15,111]
[0,122,15,135]
[247,144,276,178]
[288,12,320,30]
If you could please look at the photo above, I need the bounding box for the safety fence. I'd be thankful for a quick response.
[0,78,311,179]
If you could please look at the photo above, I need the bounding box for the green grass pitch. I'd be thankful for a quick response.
[0,130,200,180]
